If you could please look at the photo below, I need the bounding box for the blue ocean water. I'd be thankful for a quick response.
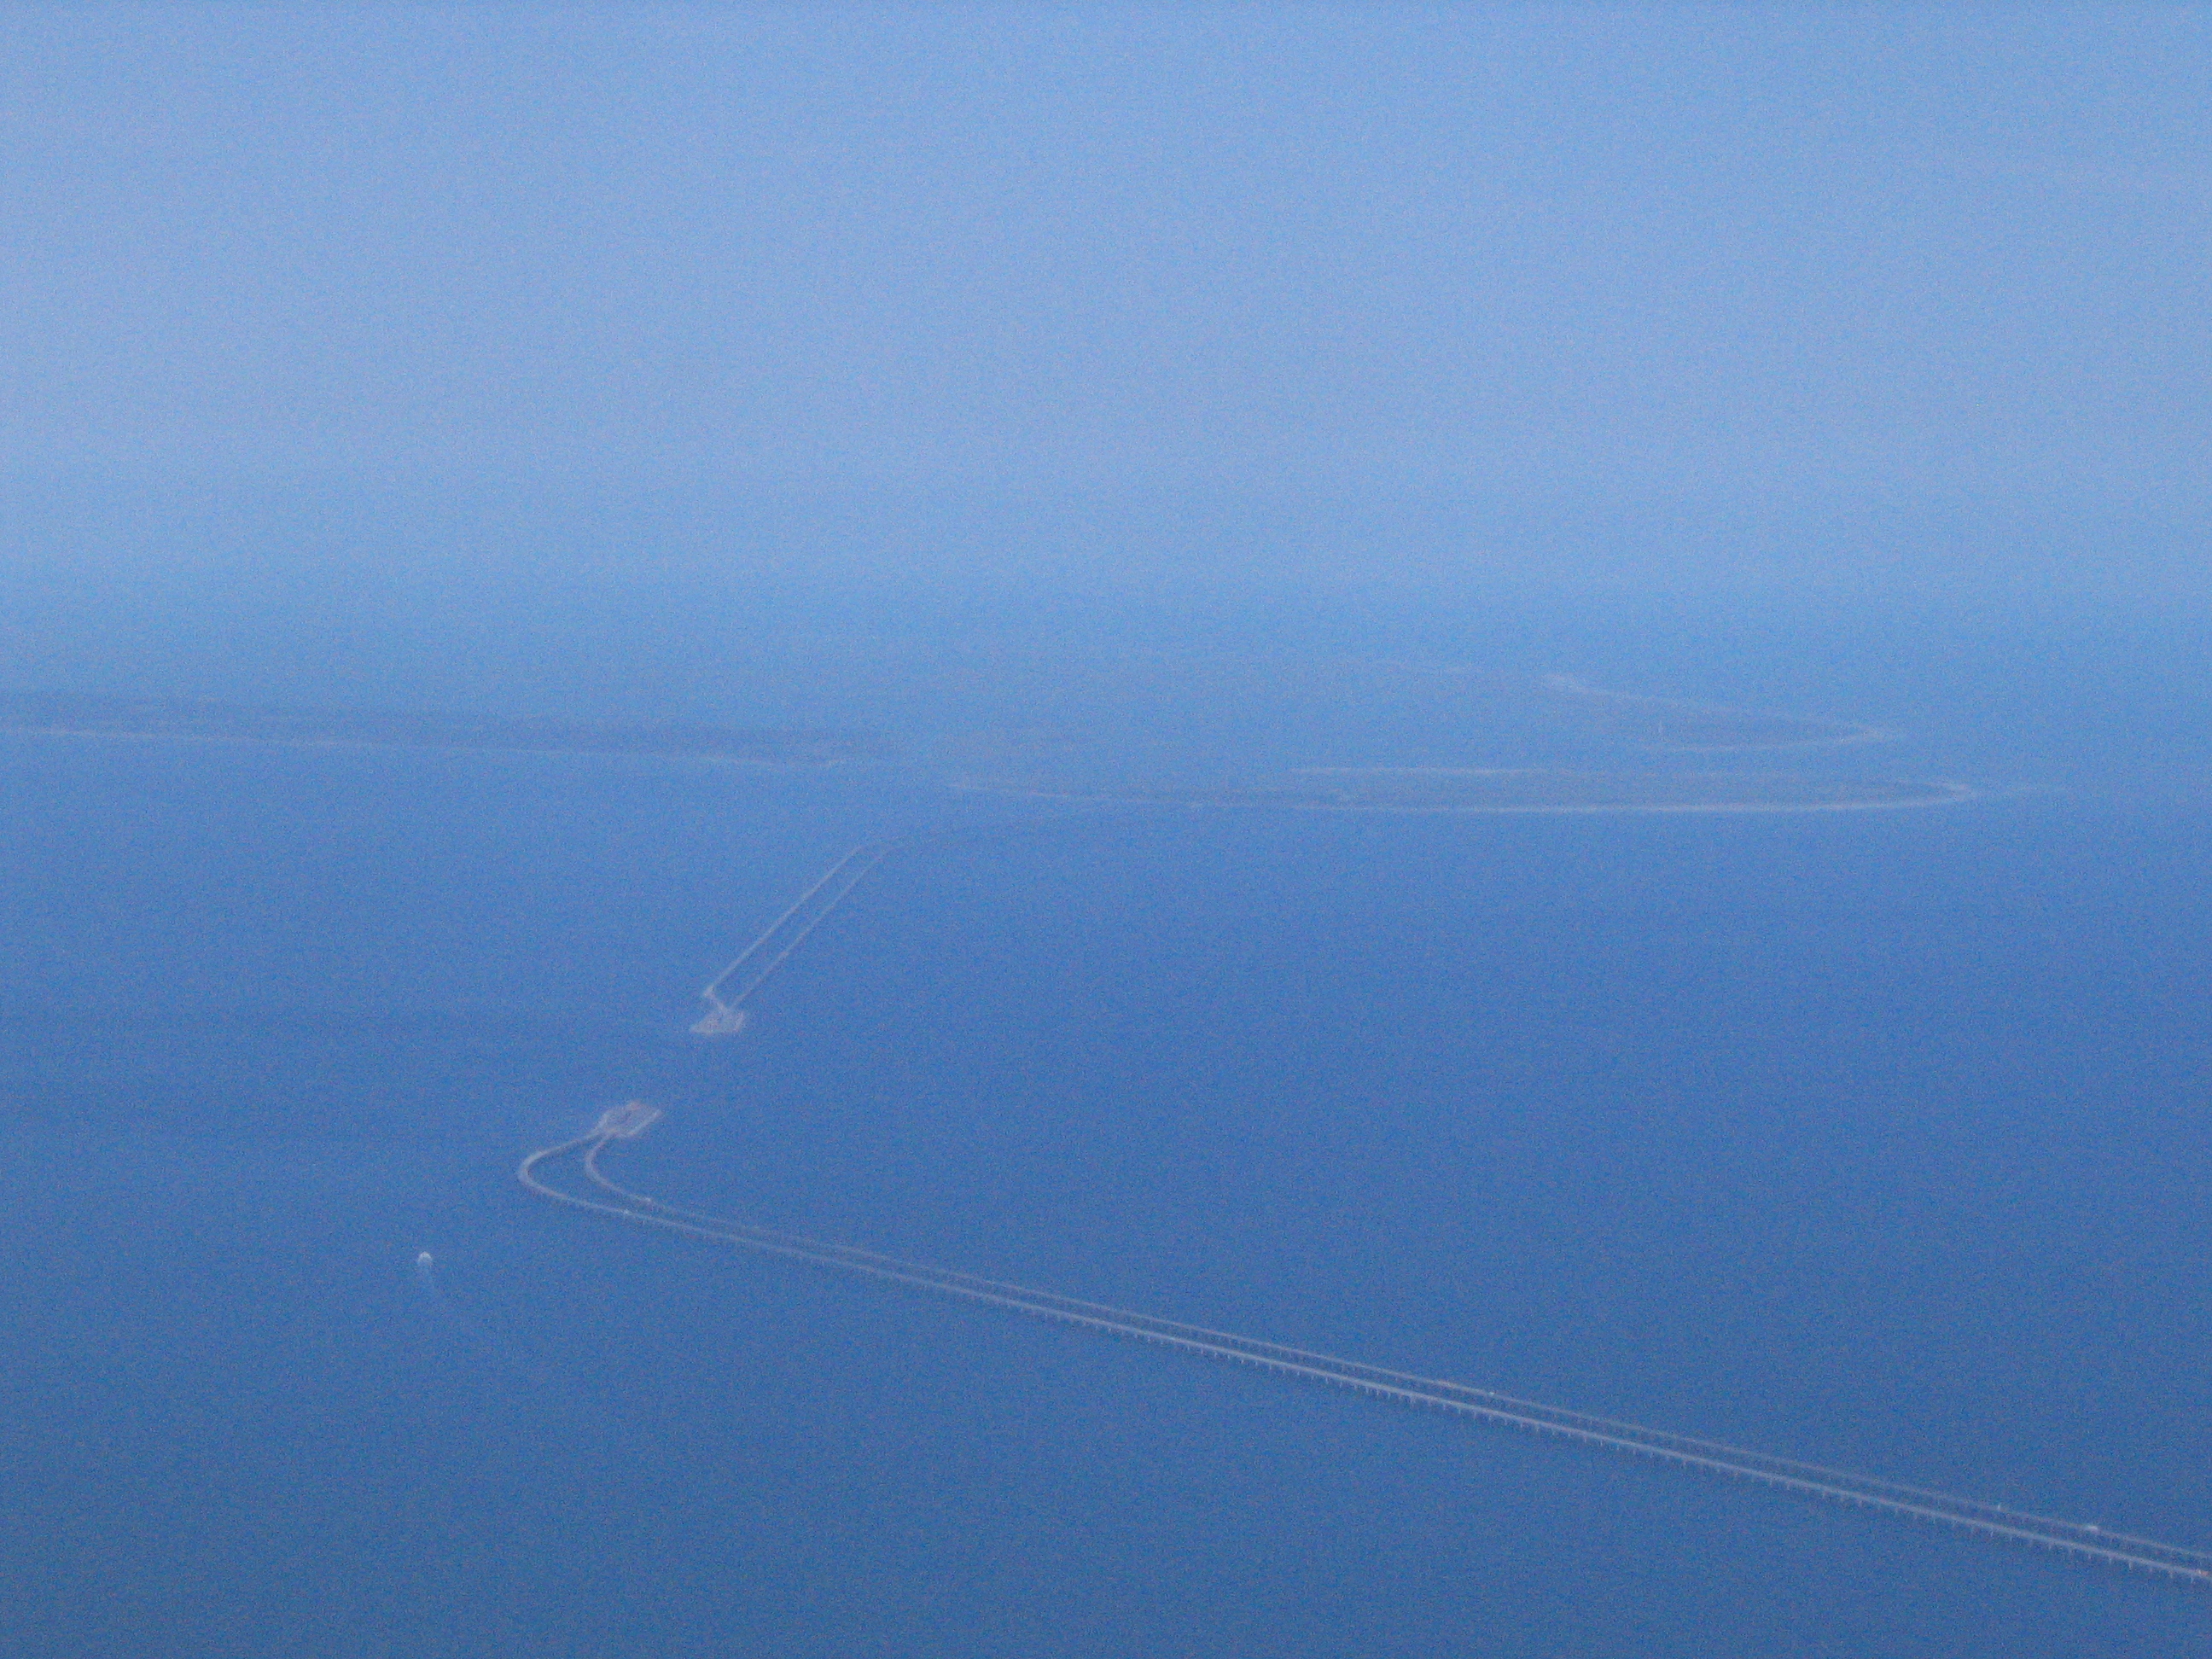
[2,595,2209,1656]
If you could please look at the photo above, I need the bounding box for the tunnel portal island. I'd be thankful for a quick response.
[690,1001,751,1038]
[593,1100,665,1139]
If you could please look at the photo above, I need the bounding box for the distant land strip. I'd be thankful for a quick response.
[1534,674,1893,752]
[0,691,882,767]
[957,768,1976,814]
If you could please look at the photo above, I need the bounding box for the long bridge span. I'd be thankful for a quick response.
[522,1108,2211,1590]
[527,839,2210,1592]
[690,839,900,1034]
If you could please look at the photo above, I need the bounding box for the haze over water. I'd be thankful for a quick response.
[4,7,2209,1655]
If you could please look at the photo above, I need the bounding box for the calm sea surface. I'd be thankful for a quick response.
[3,608,2208,1656]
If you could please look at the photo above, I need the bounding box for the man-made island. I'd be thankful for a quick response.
[0,691,882,767]
[961,767,1974,814]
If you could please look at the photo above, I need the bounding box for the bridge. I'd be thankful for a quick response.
[526,839,2212,1592]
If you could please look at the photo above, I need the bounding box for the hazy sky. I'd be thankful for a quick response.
[5,6,2204,508]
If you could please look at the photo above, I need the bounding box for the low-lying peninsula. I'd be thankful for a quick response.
[962,767,1974,814]
[1534,675,1889,751]
[0,691,882,767]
